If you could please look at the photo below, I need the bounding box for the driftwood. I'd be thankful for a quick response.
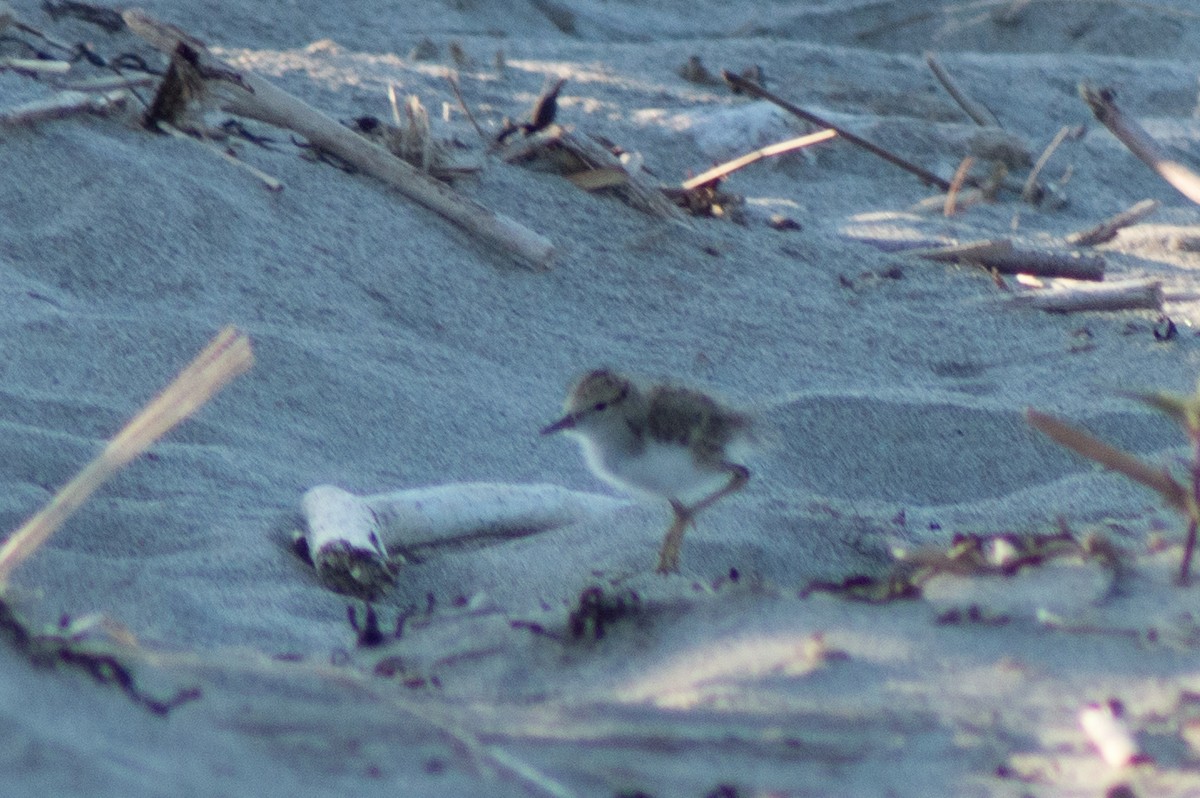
[907,238,1105,280]
[1021,125,1072,205]
[1066,198,1161,246]
[122,8,556,270]
[1081,83,1200,207]
[299,483,630,599]
[1007,278,1163,313]
[722,69,955,191]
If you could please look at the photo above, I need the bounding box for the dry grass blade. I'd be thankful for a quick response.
[1025,408,1189,513]
[0,326,253,582]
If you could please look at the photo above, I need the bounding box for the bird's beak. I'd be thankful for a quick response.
[540,413,576,435]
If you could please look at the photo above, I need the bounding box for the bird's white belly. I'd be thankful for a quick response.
[581,438,731,504]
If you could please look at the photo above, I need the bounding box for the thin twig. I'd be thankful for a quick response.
[1080,83,1200,206]
[160,122,283,191]
[722,69,955,191]
[1066,198,1161,246]
[1022,125,1071,203]
[924,52,999,127]
[0,327,253,583]
[681,129,836,190]
[944,155,975,216]
[446,72,487,144]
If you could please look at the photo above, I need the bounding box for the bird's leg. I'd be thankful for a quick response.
[689,463,750,516]
[655,465,750,574]
[656,500,692,574]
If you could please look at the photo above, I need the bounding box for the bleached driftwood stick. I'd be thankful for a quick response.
[1022,125,1070,204]
[0,88,131,127]
[1066,199,1161,246]
[924,52,999,128]
[681,129,836,190]
[906,238,1105,280]
[160,121,284,192]
[1080,83,1200,206]
[0,327,252,583]
[122,8,556,271]
[0,56,71,74]
[1006,278,1162,313]
[299,483,630,598]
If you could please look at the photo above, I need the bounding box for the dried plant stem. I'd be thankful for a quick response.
[446,73,487,144]
[0,327,253,583]
[1080,83,1200,206]
[681,129,836,190]
[1066,198,1161,246]
[160,122,283,191]
[723,69,955,191]
[1007,278,1162,313]
[944,156,975,215]
[123,8,555,270]
[1025,409,1190,514]
[924,52,999,127]
[1022,125,1071,203]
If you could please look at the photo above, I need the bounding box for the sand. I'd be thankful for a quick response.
[3,1,1200,795]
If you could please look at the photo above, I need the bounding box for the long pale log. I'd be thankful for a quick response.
[123,9,556,270]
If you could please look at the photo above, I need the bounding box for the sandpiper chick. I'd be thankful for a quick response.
[541,369,752,573]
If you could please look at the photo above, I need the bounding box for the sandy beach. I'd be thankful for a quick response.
[3,1,1200,795]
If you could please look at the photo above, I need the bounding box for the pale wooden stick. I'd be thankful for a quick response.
[1080,83,1200,206]
[924,52,999,127]
[122,8,555,270]
[0,89,130,126]
[0,56,71,73]
[723,69,955,191]
[681,129,836,190]
[0,327,253,583]
[1066,198,1161,246]
[907,238,1105,280]
[1007,278,1162,313]
[160,122,283,191]
[944,155,975,216]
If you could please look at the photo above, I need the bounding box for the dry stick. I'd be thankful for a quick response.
[0,56,71,73]
[907,238,1105,280]
[0,327,253,583]
[1007,278,1163,313]
[944,155,975,216]
[122,9,555,271]
[1021,125,1071,204]
[924,52,999,127]
[680,129,836,190]
[0,88,130,126]
[446,72,487,144]
[722,69,955,191]
[1080,83,1200,206]
[159,122,283,191]
[1066,198,1161,246]
[1026,408,1190,513]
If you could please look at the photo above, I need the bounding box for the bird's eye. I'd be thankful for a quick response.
[593,401,607,411]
